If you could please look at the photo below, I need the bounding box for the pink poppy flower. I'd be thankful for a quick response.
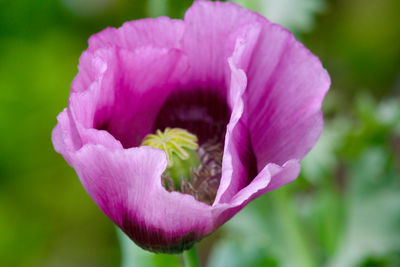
[52,1,330,253]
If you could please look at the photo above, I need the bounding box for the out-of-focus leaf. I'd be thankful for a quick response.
[358,252,400,267]
[207,197,279,267]
[208,189,317,267]
[302,117,351,185]
[208,240,277,267]
[328,147,400,267]
[341,94,400,158]
[147,0,168,18]
[61,0,115,16]
[230,0,327,33]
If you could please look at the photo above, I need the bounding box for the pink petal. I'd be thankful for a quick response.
[185,1,330,205]
[183,2,265,204]
[71,144,213,252]
[52,110,80,165]
[88,17,184,51]
[182,1,262,89]
[68,46,187,148]
[71,16,184,97]
[243,23,331,167]
[212,159,300,226]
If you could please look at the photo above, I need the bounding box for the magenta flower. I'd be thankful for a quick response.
[52,1,330,253]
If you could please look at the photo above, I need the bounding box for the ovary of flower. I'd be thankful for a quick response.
[141,128,199,168]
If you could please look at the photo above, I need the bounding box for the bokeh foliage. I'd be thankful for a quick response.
[0,0,399,266]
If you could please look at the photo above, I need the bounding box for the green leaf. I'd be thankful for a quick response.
[328,147,400,267]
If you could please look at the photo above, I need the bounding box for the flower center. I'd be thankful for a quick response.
[141,128,200,187]
[141,127,223,205]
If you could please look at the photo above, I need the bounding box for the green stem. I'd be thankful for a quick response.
[272,188,316,267]
[183,246,200,267]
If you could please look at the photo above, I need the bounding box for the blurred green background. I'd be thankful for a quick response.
[1,0,399,266]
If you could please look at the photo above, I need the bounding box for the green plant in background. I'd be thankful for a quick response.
[231,0,326,33]
[0,0,399,266]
